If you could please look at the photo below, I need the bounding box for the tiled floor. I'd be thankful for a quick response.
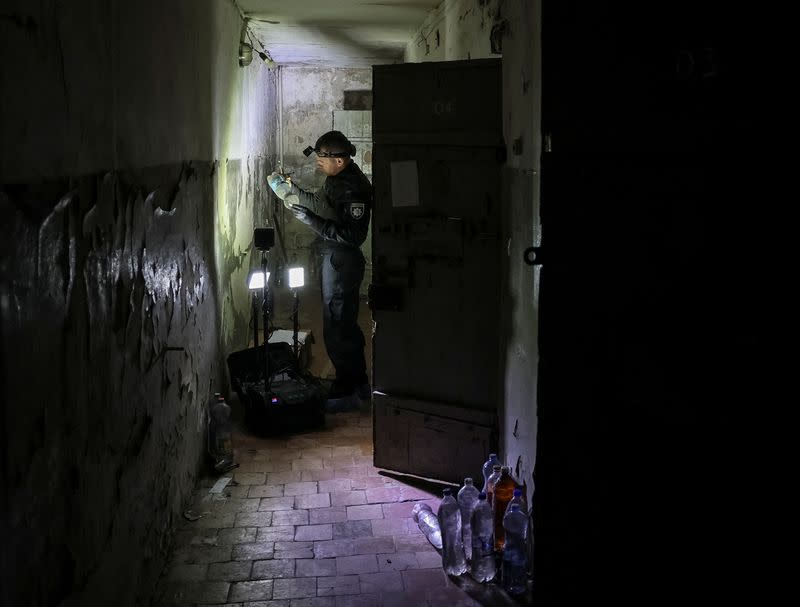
[152,409,515,607]
[153,289,532,606]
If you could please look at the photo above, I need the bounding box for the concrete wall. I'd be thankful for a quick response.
[273,67,372,298]
[0,1,275,605]
[498,0,540,515]
[403,0,539,507]
[404,0,500,62]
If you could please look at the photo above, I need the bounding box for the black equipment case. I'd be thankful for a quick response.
[227,342,325,435]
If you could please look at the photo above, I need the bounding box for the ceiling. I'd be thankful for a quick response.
[239,0,442,67]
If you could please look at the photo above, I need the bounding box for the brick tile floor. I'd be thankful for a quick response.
[153,410,528,606]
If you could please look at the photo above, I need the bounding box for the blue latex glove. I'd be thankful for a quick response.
[290,204,314,226]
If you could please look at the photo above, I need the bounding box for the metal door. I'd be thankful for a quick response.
[370,59,504,484]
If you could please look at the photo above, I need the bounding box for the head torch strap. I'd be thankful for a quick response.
[303,146,350,158]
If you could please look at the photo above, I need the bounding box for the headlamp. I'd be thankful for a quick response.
[302,146,350,158]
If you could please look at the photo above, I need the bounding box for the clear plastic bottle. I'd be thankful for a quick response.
[505,487,527,516]
[411,503,443,550]
[457,478,480,561]
[502,504,529,595]
[274,180,292,198]
[208,394,233,463]
[486,464,502,507]
[269,174,299,207]
[437,488,468,576]
[469,492,497,583]
[492,466,517,551]
[277,183,299,207]
[482,453,501,493]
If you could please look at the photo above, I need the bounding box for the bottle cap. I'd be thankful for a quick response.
[492,464,502,471]
[478,492,487,500]
[443,488,452,496]
[513,488,523,496]
[464,477,473,484]
[489,453,497,458]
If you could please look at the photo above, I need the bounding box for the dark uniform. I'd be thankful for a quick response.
[291,162,372,394]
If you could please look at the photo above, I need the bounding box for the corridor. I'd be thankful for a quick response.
[154,409,481,607]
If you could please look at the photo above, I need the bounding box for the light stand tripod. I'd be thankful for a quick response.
[261,249,270,393]
[287,267,305,363]
[252,291,260,348]
[252,227,275,393]
[292,288,299,359]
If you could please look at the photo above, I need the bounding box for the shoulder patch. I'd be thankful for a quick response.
[349,203,366,219]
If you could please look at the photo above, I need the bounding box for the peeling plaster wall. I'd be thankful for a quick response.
[0,1,275,605]
[403,0,539,507]
[211,2,279,358]
[274,67,372,293]
[404,0,501,63]
[498,0,540,515]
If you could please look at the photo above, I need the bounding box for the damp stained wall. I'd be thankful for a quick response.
[274,67,373,294]
[0,1,276,605]
[404,0,500,63]
[498,0,540,515]
[403,0,540,508]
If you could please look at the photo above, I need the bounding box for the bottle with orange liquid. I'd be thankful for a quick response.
[492,466,517,551]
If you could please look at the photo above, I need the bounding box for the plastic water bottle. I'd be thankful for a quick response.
[505,487,527,516]
[469,492,496,583]
[437,488,468,575]
[502,504,529,595]
[482,453,501,493]
[274,180,292,198]
[268,173,291,198]
[411,503,443,550]
[277,183,299,207]
[269,174,299,207]
[208,394,233,465]
[486,464,502,506]
[492,466,517,551]
[457,478,480,561]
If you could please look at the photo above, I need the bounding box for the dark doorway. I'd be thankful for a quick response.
[534,2,763,604]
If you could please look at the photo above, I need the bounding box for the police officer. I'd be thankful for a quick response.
[268,131,371,400]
